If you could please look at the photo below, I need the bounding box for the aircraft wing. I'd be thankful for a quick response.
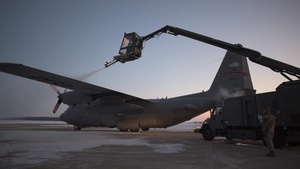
[0,63,154,106]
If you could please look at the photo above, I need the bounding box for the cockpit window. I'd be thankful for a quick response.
[211,107,222,117]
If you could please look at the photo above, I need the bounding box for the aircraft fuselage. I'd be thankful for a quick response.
[60,95,216,130]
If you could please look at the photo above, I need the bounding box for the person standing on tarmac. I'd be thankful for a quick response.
[261,108,276,157]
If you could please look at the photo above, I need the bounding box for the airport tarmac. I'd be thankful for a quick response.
[1,122,300,169]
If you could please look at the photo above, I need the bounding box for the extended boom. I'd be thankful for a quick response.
[106,25,300,80]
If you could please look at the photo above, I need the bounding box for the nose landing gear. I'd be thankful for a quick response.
[74,126,82,130]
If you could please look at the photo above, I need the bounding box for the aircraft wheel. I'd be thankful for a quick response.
[74,126,82,130]
[202,125,214,141]
[141,127,150,131]
[119,129,129,132]
[130,128,140,132]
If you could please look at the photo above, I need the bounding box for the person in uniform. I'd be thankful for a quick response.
[261,108,276,157]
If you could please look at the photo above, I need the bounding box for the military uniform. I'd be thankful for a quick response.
[261,108,276,157]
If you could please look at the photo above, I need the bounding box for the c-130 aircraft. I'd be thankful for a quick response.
[0,51,254,131]
[3,24,299,132]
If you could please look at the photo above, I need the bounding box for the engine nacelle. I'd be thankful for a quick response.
[61,91,92,105]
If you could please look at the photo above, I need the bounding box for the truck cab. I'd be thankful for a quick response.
[201,105,226,141]
[201,94,267,142]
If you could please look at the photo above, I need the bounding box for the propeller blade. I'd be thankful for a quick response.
[53,98,62,114]
[50,85,61,95]
[50,85,67,114]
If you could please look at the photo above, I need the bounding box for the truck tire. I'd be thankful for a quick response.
[273,128,286,148]
[202,125,214,141]
[287,141,299,146]
[262,138,267,146]
[262,128,286,148]
[225,136,233,140]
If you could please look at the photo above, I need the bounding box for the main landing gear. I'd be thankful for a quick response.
[118,127,150,132]
[119,128,140,132]
[74,126,82,130]
[73,126,151,132]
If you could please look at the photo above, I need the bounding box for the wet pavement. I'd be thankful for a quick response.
[1,123,300,169]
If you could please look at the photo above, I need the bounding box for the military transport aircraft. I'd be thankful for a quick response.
[0,51,255,132]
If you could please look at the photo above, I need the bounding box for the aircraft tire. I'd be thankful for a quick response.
[74,126,82,130]
[130,128,140,132]
[119,129,129,132]
[202,125,214,141]
[141,127,150,131]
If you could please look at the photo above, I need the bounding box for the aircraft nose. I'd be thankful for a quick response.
[60,112,67,122]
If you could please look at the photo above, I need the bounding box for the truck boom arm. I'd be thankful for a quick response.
[105,25,300,80]
[141,25,300,80]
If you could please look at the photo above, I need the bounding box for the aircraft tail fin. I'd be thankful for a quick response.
[208,51,255,98]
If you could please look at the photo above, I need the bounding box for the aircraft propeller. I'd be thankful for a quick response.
[50,85,67,114]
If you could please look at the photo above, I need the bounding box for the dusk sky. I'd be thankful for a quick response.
[1,0,300,121]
